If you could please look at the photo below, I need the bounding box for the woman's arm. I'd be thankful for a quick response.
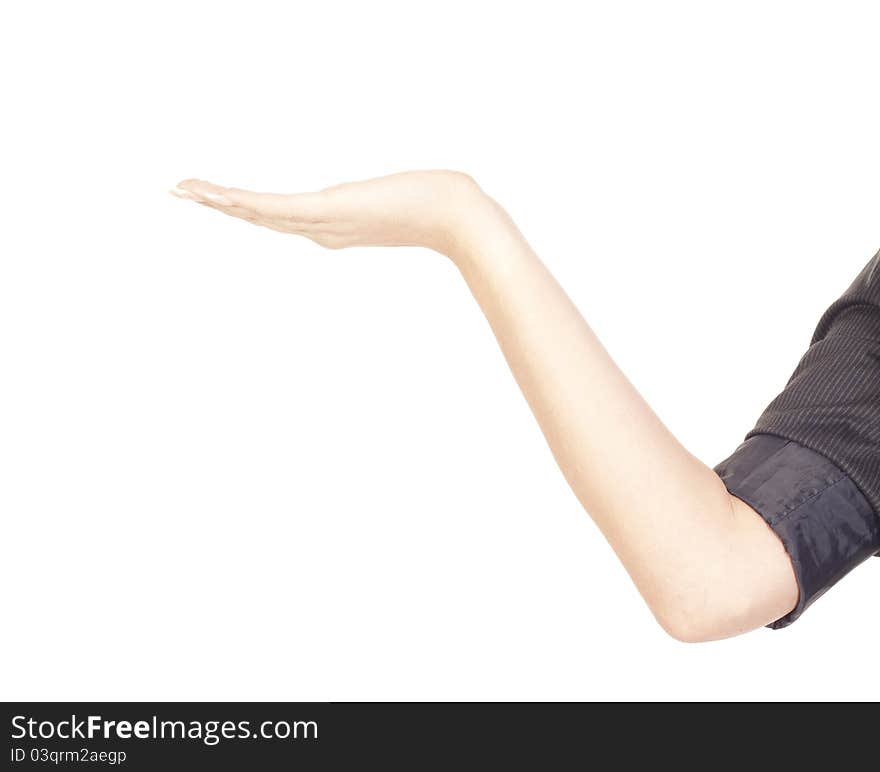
[172,170,798,641]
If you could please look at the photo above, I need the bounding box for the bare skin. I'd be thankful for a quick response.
[172,170,799,642]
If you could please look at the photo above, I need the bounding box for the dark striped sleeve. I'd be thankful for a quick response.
[744,250,880,539]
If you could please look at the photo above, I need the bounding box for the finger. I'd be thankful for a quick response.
[171,180,288,226]
[188,196,275,227]
[174,178,329,224]
[173,178,239,207]
[186,195,322,239]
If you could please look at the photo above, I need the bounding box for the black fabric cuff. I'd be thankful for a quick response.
[714,433,880,629]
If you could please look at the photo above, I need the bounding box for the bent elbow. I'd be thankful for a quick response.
[645,498,799,643]
[655,610,724,644]
[651,589,762,644]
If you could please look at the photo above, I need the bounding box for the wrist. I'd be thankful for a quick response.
[445,195,526,273]
[437,179,520,269]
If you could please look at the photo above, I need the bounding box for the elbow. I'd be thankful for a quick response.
[650,588,761,644]
[642,500,799,643]
[655,609,726,644]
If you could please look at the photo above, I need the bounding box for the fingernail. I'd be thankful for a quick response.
[203,191,233,206]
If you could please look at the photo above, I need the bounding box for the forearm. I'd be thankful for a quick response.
[449,195,781,630]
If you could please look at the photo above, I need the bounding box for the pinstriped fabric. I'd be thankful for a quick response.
[745,249,880,538]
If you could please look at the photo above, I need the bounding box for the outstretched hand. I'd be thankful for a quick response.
[171,170,495,260]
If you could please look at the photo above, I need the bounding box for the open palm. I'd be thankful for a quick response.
[172,169,490,257]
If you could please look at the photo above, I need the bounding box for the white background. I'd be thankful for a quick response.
[2,1,878,701]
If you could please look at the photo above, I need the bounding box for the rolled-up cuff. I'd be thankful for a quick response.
[713,433,880,629]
